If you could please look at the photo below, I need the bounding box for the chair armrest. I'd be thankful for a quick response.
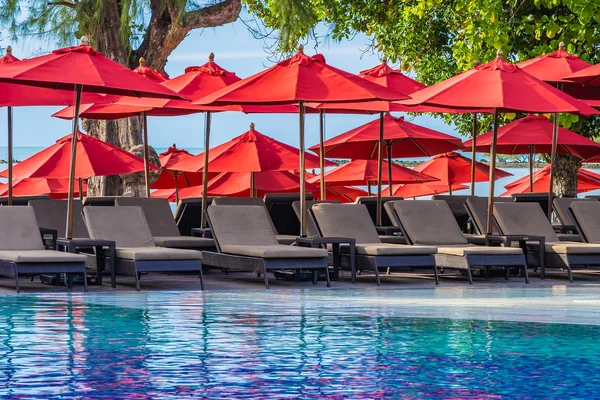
[376,226,403,235]
[39,227,58,250]
[295,237,356,247]
[191,228,213,238]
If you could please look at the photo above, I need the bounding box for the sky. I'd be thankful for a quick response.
[0,15,458,153]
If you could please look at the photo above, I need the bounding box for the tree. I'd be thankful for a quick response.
[245,0,600,196]
[0,0,241,195]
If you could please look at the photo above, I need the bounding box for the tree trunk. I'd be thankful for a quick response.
[553,154,580,197]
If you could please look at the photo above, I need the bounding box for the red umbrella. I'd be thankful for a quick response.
[308,159,438,186]
[564,62,600,87]
[194,46,408,235]
[502,165,600,195]
[407,152,511,195]
[0,132,157,179]
[0,37,182,239]
[176,170,319,199]
[151,145,205,202]
[0,178,87,199]
[383,183,469,198]
[173,123,333,173]
[401,50,597,233]
[463,115,600,191]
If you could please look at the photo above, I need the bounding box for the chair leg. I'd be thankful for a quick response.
[83,270,88,292]
[199,268,205,291]
[374,265,381,286]
[312,269,318,285]
[523,264,529,284]
[433,266,440,286]
[567,266,574,283]
[466,267,473,284]
[14,269,20,293]
[386,267,391,275]
[324,264,331,288]
[67,273,73,289]
[262,264,269,289]
[135,271,141,291]
[504,266,510,281]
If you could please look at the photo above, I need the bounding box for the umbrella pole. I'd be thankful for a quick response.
[470,113,477,196]
[529,145,534,193]
[65,84,83,240]
[376,112,384,226]
[367,182,372,196]
[319,109,326,200]
[250,172,256,197]
[299,101,307,236]
[201,111,212,228]
[142,111,150,197]
[386,143,393,195]
[448,185,453,196]
[174,171,180,203]
[486,108,499,235]
[548,113,559,220]
[7,106,13,206]
[78,178,83,200]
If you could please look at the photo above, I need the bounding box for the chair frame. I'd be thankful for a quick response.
[0,260,88,293]
[202,209,330,289]
[116,258,204,291]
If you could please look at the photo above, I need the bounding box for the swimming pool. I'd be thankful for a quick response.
[0,286,599,398]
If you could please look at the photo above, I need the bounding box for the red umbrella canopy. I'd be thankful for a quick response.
[309,159,438,186]
[151,145,205,190]
[564,63,600,87]
[0,178,87,199]
[502,165,600,195]
[402,51,598,115]
[175,170,319,199]
[194,46,409,106]
[413,152,512,186]
[516,43,600,107]
[463,115,600,160]
[309,114,464,159]
[172,123,334,173]
[383,183,469,198]
[0,46,117,107]
[0,132,158,179]
[133,58,169,82]
[0,40,182,100]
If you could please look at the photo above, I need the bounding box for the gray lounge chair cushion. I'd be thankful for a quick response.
[292,200,341,237]
[207,205,279,246]
[153,236,215,249]
[0,207,44,250]
[0,250,87,263]
[84,206,155,248]
[29,199,89,238]
[570,201,600,243]
[464,234,487,245]
[276,235,298,245]
[436,245,522,256]
[379,235,407,244]
[220,244,327,259]
[311,204,381,244]
[557,233,582,242]
[553,198,594,227]
[116,247,202,261]
[543,241,600,255]
[493,203,559,242]
[351,243,436,256]
[116,197,181,237]
[393,201,469,245]
[212,197,281,234]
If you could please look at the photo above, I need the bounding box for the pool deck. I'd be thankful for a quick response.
[2,268,600,293]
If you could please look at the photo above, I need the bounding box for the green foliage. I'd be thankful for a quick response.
[245,0,600,138]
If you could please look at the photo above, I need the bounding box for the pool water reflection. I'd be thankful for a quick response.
[0,288,599,398]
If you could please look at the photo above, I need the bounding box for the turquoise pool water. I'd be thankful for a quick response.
[1,287,600,398]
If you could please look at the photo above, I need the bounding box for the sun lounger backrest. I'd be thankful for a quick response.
[570,201,600,243]
[355,196,404,226]
[0,195,51,206]
[84,206,155,247]
[82,196,120,207]
[264,193,314,236]
[393,200,469,245]
[207,205,279,246]
[464,197,511,235]
[116,197,180,237]
[553,198,593,228]
[311,204,381,244]
[212,197,278,233]
[29,199,89,238]
[0,207,44,250]
[174,197,215,235]
[292,200,341,237]
[493,202,559,242]
[383,201,401,227]
[512,193,554,219]
[431,195,474,232]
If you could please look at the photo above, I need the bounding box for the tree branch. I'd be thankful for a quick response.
[46,1,76,8]
[183,0,242,29]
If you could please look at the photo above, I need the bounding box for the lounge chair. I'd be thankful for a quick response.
[552,198,592,242]
[432,195,474,232]
[393,200,527,284]
[0,207,88,292]
[463,197,516,245]
[174,197,215,235]
[212,197,298,245]
[115,197,215,250]
[292,200,341,238]
[82,196,120,207]
[84,206,204,290]
[355,196,404,230]
[570,201,600,247]
[494,202,600,282]
[311,203,438,285]
[0,195,51,206]
[30,199,90,239]
[512,192,555,218]
[203,205,330,288]
[264,193,314,236]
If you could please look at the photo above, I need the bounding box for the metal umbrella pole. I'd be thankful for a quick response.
[486,108,500,235]
[376,112,384,226]
[386,143,393,195]
[65,84,83,239]
[7,106,13,205]
[548,112,559,220]
[200,111,212,228]
[470,113,478,196]
[173,171,180,203]
[142,111,150,197]
[529,145,534,192]
[319,109,326,200]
